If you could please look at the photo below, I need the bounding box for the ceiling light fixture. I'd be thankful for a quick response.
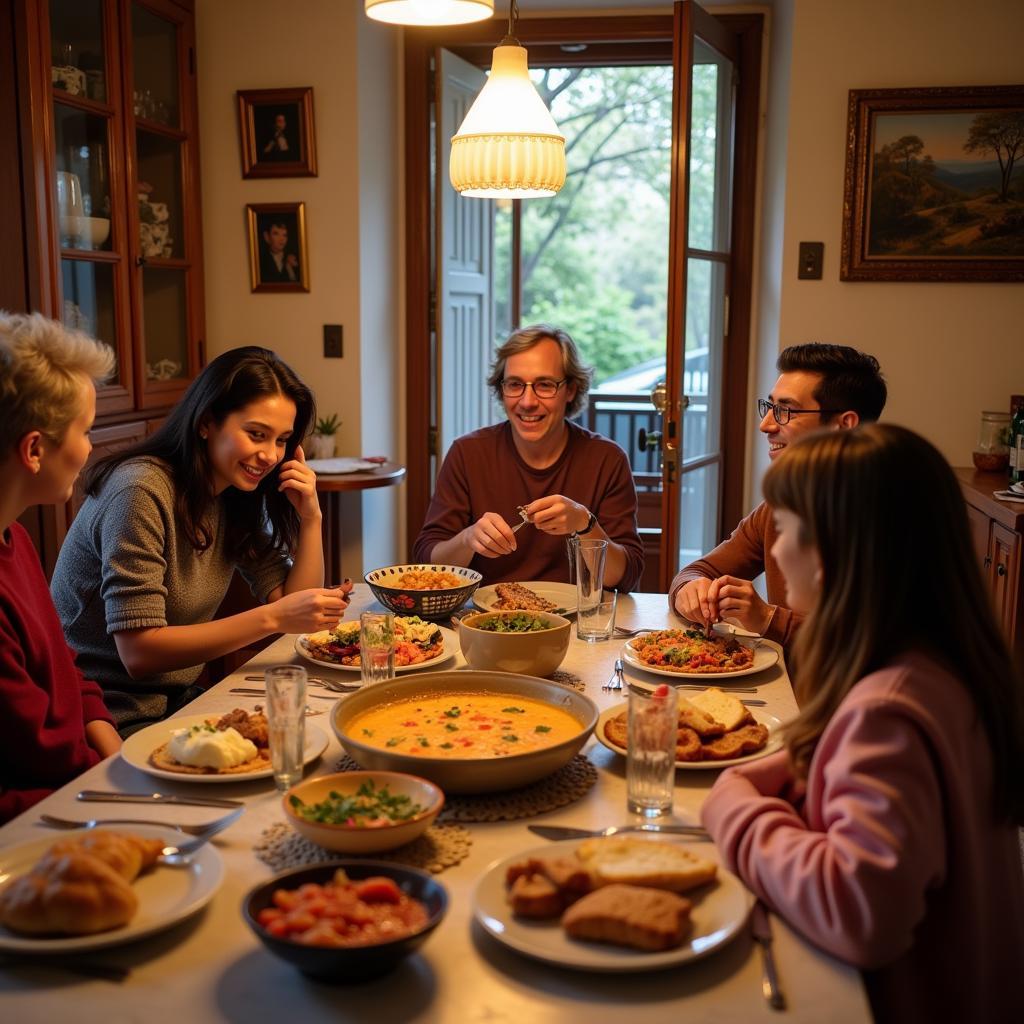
[449,0,565,198]
[364,0,493,27]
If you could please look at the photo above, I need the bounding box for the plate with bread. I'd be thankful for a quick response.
[622,627,778,679]
[474,835,752,971]
[0,825,224,953]
[595,687,784,769]
[473,581,577,616]
[121,710,328,783]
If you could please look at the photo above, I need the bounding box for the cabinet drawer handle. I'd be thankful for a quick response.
[996,563,1007,577]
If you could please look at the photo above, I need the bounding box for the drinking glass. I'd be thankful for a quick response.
[264,665,307,793]
[574,538,609,642]
[360,611,395,686]
[626,682,678,817]
[578,590,617,642]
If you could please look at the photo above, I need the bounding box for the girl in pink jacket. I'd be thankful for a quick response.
[702,424,1024,1023]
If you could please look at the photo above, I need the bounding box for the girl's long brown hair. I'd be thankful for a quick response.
[763,423,1024,823]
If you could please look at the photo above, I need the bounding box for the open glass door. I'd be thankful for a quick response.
[660,1,739,589]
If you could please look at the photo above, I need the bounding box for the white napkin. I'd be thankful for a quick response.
[307,457,378,474]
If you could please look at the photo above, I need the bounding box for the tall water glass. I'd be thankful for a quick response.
[626,682,678,818]
[264,665,307,793]
[575,538,609,642]
[360,611,395,686]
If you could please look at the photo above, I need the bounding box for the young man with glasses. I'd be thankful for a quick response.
[670,343,886,644]
[413,324,644,589]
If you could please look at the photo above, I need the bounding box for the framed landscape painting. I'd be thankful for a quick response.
[841,85,1024,281]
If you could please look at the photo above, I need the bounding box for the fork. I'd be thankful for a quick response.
[612,626,655,638]
[510,506,531,534]
[38,807,243,838]
[244,674,359,693]
[602,658,625,691]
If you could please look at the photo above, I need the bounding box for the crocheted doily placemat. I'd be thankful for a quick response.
[330,752,598,823]
[254,820,472,875]
[549,669,585,692]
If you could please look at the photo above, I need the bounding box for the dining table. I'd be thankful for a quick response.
[0,588,871,1022]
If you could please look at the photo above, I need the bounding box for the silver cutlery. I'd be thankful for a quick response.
[510,506,532,533]
[229,687,337,699]
[675,683,760,694]
[751,900,786,1010]
[602,658,625,691]
[39,807,243,837]
[78,790,242,809]
[244,674,359,693]
[611,626,655,638]
[528,823,710,841]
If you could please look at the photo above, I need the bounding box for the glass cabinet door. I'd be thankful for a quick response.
[129,0,195,398]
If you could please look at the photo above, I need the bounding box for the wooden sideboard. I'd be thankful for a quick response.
[957,468,1024,669]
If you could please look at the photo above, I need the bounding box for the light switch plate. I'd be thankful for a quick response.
[798,242,824,280]
[323,324,343,358]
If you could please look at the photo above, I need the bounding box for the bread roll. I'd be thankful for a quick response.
[575,836,717,892]
[48,831,163,883]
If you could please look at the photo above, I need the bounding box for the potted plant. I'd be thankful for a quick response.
[309,413,340,460]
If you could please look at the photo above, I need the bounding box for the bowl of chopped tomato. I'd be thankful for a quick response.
[243,862,448,981]
[283,771,444,854]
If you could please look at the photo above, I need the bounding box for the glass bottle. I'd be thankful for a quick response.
[973,411,1010,473]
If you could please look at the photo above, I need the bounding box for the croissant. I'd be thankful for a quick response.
[0,850,138,935]
[48,831,164,882]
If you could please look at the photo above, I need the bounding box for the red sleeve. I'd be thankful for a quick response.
[412,440,472,563]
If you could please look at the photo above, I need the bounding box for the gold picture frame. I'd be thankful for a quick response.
[246,202,309,293]
[237,87,317,179]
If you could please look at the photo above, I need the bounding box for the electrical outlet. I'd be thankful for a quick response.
[323,324,343,358]
[798,242,824,280]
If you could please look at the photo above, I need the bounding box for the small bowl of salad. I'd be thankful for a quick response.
[283,771,444,854]
[457,610,572,677]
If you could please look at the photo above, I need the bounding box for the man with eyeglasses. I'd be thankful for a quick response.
[413,324,644,590]
[670,343,886,644]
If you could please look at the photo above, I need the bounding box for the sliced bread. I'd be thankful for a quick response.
[575,836,718,893]
[688,687,750,732]
[562,883,693,951]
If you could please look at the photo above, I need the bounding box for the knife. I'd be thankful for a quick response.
[751,900,786,1010]
[229,687,337,699]
[528,823,710,841]
[78,790,244,810]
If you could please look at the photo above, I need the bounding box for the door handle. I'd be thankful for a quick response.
[638,427,662,453]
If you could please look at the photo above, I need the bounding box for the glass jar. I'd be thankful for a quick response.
[973,411,1011,472]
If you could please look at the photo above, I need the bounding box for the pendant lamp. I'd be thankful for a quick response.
[449,1,565,198]
[365,0,493,25]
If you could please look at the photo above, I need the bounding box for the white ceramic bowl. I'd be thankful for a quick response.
[60,214,111,249]
[283,771,443,854]
[457,610,571,677]
[331,671,599,794]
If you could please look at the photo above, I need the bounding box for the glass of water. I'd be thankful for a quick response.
[264,665,307,793]
[360,611,395,686]
[626,681,678,817]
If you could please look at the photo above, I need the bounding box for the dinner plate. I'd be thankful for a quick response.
[621,634,779,680]
[293,625,458,673]
[120,714,328,783]
[473,581,578,616]
[594,702,784,770]
[0,824,224,954]
[473,838,752,972]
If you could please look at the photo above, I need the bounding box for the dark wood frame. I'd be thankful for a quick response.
[841,84,1024,282]
[246,201,310,292]
[237,86,317,179]
[403,12,761,570]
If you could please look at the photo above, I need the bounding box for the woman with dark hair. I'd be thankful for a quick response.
[701,424,1024,1023]
[52,347,352,732]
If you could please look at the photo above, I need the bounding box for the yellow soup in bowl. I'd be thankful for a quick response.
[346,693,582,759]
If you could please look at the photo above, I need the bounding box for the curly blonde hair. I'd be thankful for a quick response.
[0,312,114,454]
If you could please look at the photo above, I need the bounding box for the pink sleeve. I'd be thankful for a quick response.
[701,699,947,968]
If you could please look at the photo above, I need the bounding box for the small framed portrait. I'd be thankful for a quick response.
[841,84,1024,282]
[247,202,309,293]
[237,87,317,179]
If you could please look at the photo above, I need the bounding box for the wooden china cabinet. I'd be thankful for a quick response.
[7,0,205,574]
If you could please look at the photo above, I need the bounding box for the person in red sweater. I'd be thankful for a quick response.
[670,343,886,644]
[414,324,643,590]
[0,311,120,823]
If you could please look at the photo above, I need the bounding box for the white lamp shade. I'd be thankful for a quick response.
[450,44,566,198]
[365,0,493,26]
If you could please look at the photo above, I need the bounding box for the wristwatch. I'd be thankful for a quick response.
[572,509,597,537]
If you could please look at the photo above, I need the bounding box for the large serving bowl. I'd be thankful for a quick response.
[243,861,448,982]
[331,671,599,794]
[364,563,482,619]
[457,610,571,677]
[282,771,443,854]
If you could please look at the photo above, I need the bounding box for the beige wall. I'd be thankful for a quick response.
[776,0,1024,472]
[195,0,403,574]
